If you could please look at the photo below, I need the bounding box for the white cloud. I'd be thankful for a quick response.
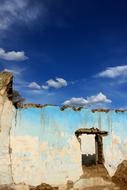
[97,65,127,78]
[42,85,49,90]
[42,78,68,89]
[0,0,44,30]
[63,92,111,107]
[4,68,20,75]
[0,48,28,61]
[28,82,41,89]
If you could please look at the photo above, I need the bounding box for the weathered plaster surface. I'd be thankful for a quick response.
[0,72,14,184]
[0,72,127,189]
[11,107,82,186]
[10,106,127,187]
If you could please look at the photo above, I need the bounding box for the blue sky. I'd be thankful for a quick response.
[0,0,127,108]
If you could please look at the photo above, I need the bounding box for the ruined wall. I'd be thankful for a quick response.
[0,72,14,184]
[11,106,127,184]
[11,107,82,186]
[0,72,127,189]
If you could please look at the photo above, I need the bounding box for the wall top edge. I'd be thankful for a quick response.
[0,72,125,113]
[16,103,127,113]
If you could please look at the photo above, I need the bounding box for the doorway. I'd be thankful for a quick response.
[75,128,108,166]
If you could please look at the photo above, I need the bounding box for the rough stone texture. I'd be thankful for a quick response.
[75,128,108,136]
[0,72,13,100]
[73,164,127,190]
[112,160,127,184]
[74,164,114,189]
[30,183,57,190]
[0,72,14,184]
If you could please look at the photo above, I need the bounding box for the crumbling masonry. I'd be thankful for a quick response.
[0,72,127,190]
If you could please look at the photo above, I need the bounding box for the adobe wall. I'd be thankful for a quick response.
[0,72,127,189]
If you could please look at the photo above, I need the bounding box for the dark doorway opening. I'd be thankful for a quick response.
[75,128,108,167]
[82,154,96,166]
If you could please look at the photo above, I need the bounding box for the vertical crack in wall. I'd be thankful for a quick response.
[0,96,5,131]
[8,104,17,184]
[107,113,111,134]
[9,107,18,184]
[14,108,18,129]
[98,112,102,130]
[106,112,114,154]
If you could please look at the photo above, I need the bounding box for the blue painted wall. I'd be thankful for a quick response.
[9,106,127,186]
